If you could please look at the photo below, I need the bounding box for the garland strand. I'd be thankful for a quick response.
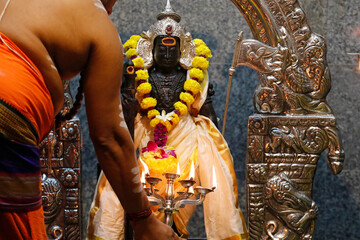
[123,36,212,147]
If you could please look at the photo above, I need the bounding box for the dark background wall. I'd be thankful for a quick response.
[74,0,360,239]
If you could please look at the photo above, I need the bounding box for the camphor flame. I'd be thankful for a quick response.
[177,162,180,175]
[140,157,150,184]
[189,160,195,180]
[212,166,217,188]
[189,186,194,194]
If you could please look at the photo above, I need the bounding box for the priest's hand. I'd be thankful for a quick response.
[132,213,185,240]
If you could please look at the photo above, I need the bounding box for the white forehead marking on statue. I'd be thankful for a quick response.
[93,0,107,13]
[0,70,4,77]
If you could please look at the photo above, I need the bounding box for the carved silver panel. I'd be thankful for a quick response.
[245,115,343,240]
[40,84,82,240]
[230,0,345,239]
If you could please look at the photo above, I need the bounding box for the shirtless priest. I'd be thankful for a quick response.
[0,0,182,239]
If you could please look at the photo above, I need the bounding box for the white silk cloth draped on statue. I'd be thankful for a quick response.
[87,73,248,240]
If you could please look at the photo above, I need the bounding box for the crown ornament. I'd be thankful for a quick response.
[157,0,181,22]
[137,0,195,69]
[147,0,186,44]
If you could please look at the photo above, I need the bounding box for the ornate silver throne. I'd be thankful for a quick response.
[35,0,346,239]
[40,83,82,240]
[229,0,345,239]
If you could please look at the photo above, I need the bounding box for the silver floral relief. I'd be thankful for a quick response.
[233,0,333,115]
[50,225,64,240]
[41,174,63,225]
[245,115,343,239]
[40,85,83,239]
[230,0,345,239]
[248,136,265,163]
[248,184,266,240]
[264,173,318,240]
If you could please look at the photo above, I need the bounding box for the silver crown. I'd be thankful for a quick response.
[137,0,195,69]
[148,0,185,44]
[157,0,181,23]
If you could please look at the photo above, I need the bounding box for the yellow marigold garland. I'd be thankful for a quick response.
[174,102,188,115]
[179,92,195,105]
[135,70,149,81]
[150,118,161,128]
[194,39,206,47]
[137,82,152,96]
[189,68,204,81]
[184,79,201,95]
[132,57,144,68]
[192,56,209,70]
[195,45,212,58]
[126,48,137,59]
[140,97,157,109]
[123,35,212,146]
[123,40,137,51]
[164,121,172,132]
[129,35,141,42]
[147,109,160,119]
[170,114,179,125]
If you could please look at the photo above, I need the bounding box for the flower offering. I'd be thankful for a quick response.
[141,141,178,178]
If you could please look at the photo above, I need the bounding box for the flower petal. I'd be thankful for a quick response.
[168,150,177,158]
[147,141,158,152]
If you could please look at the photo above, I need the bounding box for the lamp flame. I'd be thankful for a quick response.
[176,162,180,175]
[189,161,195,180]
[212,166,217,188]
[140,157,150,174]
[140,170,146,184]
[189,186,194,194]
[140,157,149,184]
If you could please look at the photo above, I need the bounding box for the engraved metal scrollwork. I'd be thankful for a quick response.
[264,173,317,240]
[65,209,79,224]
[265,126,329,154]
[232,0,333,115]
[249,185,266,239]
[248,136,265,163]
[40,82,82,239]
[297,127,328,154]
[50,225,64,240]
[61,169,79,187]
[61,122,80,141]
[65,225,80,240]
[324,126,345,175]
[266,126,302,153]
[248,164,268,183]
[58,92,73,117]
[249,117,268,135]
[230,0,345,239]
[246,117,340,239]
[41,174,63,225]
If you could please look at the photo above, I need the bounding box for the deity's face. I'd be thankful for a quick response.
[153,36,181,70]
